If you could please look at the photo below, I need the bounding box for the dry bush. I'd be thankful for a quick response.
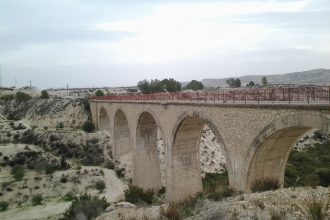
[299,191,330,220]
[251,177,280,192]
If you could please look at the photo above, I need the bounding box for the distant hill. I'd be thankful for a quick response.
[187,69,330,88]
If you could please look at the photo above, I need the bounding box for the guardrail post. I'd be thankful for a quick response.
[288,88,291,104]
[233,90,235,104]
[257,89,260,104]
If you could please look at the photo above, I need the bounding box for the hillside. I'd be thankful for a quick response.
[199,68,330,88]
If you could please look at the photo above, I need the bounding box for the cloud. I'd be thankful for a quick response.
[1,0,330,88]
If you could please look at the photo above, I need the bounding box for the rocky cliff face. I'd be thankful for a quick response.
[0,98,89,129]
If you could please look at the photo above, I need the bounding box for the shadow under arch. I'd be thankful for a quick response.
[167,112,231,202]
[99,107,110,130]
[134,111,163,190]
[113,109,133,160]
[245,113,330,190]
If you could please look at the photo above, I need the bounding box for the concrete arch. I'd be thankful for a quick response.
[167,112,230,202]
[99,107,110,130]
[113,109,133,160]
[245,113,330,190]
[134,111,163,190]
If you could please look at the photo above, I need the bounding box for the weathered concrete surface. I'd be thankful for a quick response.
[90,101,330,202]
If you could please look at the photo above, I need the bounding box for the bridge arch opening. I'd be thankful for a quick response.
[98,107,110,130]
[134,112,163,190]
[168,116,229,201]
[113,109,133,176]
[246,114,330,190]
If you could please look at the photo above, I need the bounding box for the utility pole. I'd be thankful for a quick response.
[29,81,32,88]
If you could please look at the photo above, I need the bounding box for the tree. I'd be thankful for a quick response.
[137,79,150,94]
[162,78,181,92]
[247,81,255,87]
[186,80,204,91]
[138,78,182,93]
[95,90,105,96]
[40,90,49,99]
[226,78,241,88]
[149,79,164,93]
[261,76,268,86]
[15,91,31,101]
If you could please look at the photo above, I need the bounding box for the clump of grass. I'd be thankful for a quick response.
[299,192,330,220]
[61,193,109,220]
[250,177,280,192]
[62,192,76,202]
[162,194,203,219]
[124,185,154,205]
[253,199,265,210]
[93,179,106,193]
[269,208,286,220]
[163,203,181,220]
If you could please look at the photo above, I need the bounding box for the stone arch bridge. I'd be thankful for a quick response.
[89,87,330,202]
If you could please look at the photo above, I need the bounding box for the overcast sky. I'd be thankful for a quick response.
[1,0,329,89]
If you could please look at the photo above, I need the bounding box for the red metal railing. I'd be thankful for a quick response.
[90,86,330,105]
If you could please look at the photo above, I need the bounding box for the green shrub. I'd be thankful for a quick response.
[20,129,38,144]
[203,172,228,187]
[95,90,105,96]
[0,201,9,212]
[82,121,95,132]
[61,193,109,220]
[250,178,280,192]
[202,172,234,201]
[93,179,106,193]
[316,168,330,187]
[207,186,235,201]
[40,90,49,99]
[56,122,64,130]
[124,185,155,204]
[158,186,166,195]
[115,168,125,178]
[60,176,68,183]
[285,140,330,188]
[10,165,25,181]
[15,91,31,101]
[186,80,204,91]
[0,94,14,101]
[32,194,43,206]
[104,160,114,170]
[82,99,90,112]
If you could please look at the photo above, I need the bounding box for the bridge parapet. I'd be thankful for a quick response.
[90,86,330,105]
